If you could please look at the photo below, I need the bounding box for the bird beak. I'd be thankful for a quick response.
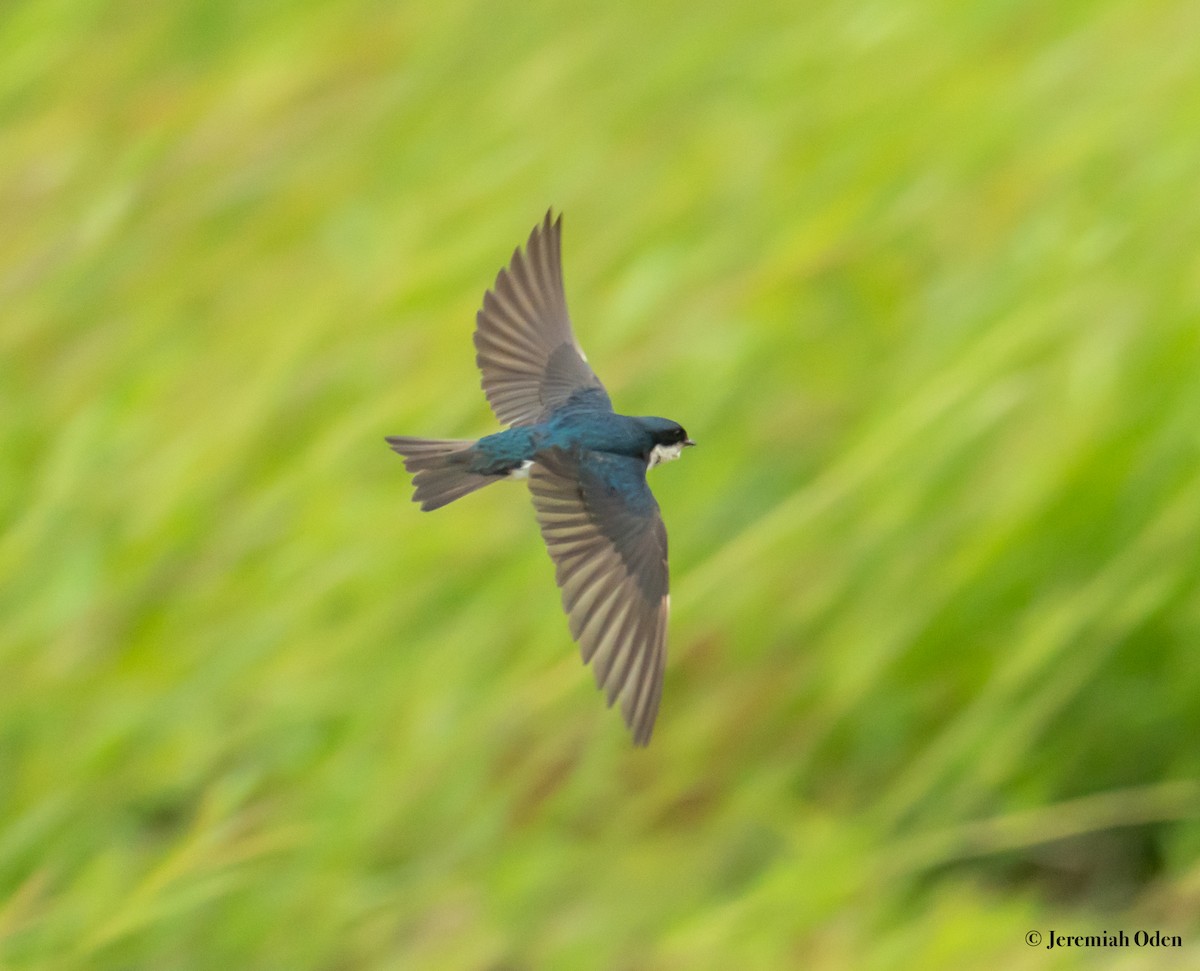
[684,438,696,447]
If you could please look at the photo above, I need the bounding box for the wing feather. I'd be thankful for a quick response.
[474,212,612,426]
[529,448,669,745]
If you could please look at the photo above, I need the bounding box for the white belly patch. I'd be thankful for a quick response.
[507,460,534,480]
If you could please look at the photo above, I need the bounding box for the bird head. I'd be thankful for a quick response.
[640,417,695,468]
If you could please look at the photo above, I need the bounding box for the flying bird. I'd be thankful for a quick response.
[387,211,693,745]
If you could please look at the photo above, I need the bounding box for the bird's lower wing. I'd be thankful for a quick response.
[528,448,669,745]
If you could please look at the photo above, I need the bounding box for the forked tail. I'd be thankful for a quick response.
[385,437,496,511]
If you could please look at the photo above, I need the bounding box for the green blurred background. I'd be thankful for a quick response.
[5,0,1200,967]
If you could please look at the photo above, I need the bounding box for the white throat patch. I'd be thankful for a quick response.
[648,442,685,469]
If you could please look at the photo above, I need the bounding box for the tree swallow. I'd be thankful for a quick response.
[387,212,693,745]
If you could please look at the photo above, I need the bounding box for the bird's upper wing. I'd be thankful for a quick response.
[528,447,669,745]
[474,211,612,427]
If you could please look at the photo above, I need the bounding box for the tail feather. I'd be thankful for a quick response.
[386,436,496,511]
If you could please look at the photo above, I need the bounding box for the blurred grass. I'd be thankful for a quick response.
[4,0,1200,967]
